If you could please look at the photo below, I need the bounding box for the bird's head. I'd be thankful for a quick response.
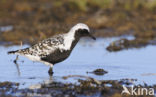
[70,23,96,40]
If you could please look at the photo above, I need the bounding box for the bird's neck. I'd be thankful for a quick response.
[70,36,80,50]
[64,30,81,50]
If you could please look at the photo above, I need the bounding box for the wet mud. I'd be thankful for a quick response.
[0,78,155,97]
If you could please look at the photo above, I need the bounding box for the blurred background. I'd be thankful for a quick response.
[0,0,156,51]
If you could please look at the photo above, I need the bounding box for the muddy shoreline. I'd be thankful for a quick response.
[1,78,155,97]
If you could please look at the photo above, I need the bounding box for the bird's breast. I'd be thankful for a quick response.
[41,48,71,64]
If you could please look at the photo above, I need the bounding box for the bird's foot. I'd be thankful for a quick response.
[13,60,17,63]
[13,55,19,63]
[48,67,54,76]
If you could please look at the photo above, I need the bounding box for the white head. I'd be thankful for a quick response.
[70,23,90,32]
[69,23,96,40]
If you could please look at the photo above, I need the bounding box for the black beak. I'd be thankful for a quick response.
[88,33,96,40]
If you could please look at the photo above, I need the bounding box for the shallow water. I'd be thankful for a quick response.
[0,26,13,32]
[0,37,156,88]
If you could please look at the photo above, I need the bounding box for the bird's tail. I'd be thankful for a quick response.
[8,50,19,54]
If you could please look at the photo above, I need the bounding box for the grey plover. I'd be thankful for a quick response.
[8,23,96,75]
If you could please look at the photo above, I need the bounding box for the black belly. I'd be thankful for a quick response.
[41,49,71,64]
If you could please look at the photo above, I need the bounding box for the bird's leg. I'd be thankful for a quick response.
[14,41,22,63]
[48,64,54,76]
[14,55,19,63]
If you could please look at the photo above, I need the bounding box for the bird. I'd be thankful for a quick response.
[8,23,96,75]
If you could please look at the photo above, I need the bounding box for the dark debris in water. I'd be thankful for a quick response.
[87,68,108,75]
[106,38,156,52]
[28,77,36,79]
[0,82,19,97]
[119,78,137,86]
[0,82,19,89]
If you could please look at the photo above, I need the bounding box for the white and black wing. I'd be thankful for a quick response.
[29,34,65,57]
[10,34,65,58]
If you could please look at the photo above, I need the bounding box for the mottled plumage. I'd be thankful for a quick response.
[8,23,96,74]
[21,34,64,58]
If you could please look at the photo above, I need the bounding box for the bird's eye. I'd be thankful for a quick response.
[76,29,89,36]
[82,29,89,34]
